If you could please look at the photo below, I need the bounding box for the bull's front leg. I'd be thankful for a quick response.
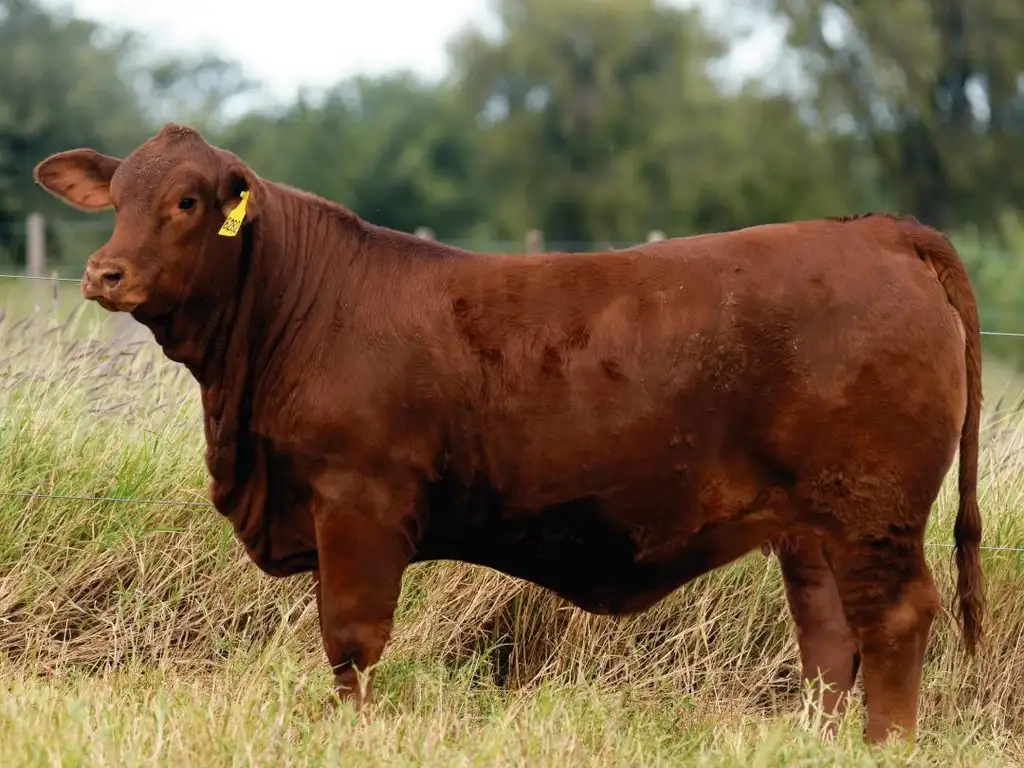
[311,470,417,706]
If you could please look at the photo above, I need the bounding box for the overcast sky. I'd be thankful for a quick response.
[61,0,782,105]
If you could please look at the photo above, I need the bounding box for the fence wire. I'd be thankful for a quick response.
[0,273,80,283]
[0,490,207,508]
[1,271,1024,554]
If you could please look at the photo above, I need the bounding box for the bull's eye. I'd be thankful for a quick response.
[178,197,196,211]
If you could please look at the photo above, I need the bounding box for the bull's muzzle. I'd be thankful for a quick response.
[82,263,123,296]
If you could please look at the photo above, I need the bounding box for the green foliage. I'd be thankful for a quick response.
[954,212,1024,367]
[140,52,260,133]
[2,0,1024,364]
[220,74,483,239]
[445,0,861,243]
[0,0,147,263]
[746,0,1024,231]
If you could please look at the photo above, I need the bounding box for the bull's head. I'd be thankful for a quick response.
[33,123,264,319]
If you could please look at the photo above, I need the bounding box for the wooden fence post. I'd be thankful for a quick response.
[525,229,544,255]
[25,212,46,310]
[26,212,46,277]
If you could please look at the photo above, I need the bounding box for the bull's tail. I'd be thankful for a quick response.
[901,218,985,656]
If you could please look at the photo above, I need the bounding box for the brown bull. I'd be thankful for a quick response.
[34,123,984,744]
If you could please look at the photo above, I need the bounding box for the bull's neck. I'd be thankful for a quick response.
[146,186,366,392]
[143,187,370,528]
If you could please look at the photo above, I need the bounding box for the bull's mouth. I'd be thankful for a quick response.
[91,295,142,313]
[81,269,144,313]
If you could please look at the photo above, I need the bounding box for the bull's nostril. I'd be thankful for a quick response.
[101,270,122,288]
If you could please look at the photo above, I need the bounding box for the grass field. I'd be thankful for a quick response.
[3,286,1024,765]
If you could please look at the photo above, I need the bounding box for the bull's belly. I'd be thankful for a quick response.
[415,481,788,616]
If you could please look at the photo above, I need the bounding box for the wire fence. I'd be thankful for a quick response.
[0,490,208,508]
[1,270,1024,556]
[0,273,81,283]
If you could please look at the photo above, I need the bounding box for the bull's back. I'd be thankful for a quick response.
[446,219,952,492]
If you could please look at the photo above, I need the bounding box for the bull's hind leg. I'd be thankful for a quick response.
[775,533,860,726]
[828,531,940,744]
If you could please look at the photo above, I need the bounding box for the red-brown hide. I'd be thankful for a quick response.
[34,124,984,745]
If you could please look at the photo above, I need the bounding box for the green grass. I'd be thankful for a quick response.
[0,277,123,342]
[2,296,1024,765]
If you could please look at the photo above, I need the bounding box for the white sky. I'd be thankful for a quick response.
[60,0,781,105]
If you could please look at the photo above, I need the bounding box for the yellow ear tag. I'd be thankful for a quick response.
[217,190,249,237]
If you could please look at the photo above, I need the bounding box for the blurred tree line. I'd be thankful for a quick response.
[2,0,1024,353]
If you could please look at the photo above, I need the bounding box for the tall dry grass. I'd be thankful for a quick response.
[2,291,1024,764]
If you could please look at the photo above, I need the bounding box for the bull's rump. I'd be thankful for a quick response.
[432,219,968,597]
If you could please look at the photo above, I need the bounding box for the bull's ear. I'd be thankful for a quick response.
[216,157,263,230]
[33,149,121,211]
